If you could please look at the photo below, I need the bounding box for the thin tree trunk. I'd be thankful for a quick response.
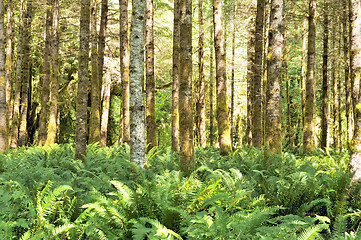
[89,0,101,143]
[252,0,265,148]
[0,0,6,152]
[10,0,24,148]
[265,0,284,154]
[209,27,214,146]
[75,0,90,161]
[321,0,329,149]
[100,73,111,146]
[5,0,13,148]
[130,0,146,167]
[146,0,156,152]
[120,0,130,145]
[214,0,231,155]
[179,0,194,173]
[303,0,316,153]
[343,0,352,148]
[38,0,53,146]
[98,0,108,146]
[18,0,32,147]
[301,0,307,140]
[332,16,339,151]
[197,0,206,148]
[262,0,270,144]
[246,4,256,146]
[172,0,180,152]
[338,19,343,151]
[230,4,236,148]
[46,0,59,145]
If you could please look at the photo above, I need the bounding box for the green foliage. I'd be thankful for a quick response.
[0,145,360,239]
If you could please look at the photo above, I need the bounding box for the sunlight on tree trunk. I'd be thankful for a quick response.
[0,0,6,152]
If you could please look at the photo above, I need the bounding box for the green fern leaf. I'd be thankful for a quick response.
[297,225,325,240]
[51,223,75,237]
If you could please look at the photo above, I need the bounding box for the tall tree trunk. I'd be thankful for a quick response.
[196,0,206,148]
[5,0,13,148]
[172,0,180,152]
[98,0,108,146]
[130,0,146,167]
[146,0,157,152]
[252,0,265,148]
[214,0,231,155]
[301,0,307,141]
[321,0,329,149]
[10,0,24,148]
[0,0,6,152]
[332,16,339,151]
[120,0,130,145]
[38,0,53,146]
[89,0,101,143]
[209,27,214,146]
[303,0,316,153]
[350,0,361,181]
[100,73,111,146]
[344,0,352,148]
[230,4,236,148]
[46,0,60,145]
[338,20,343,151]
[265,0,284,154]
[18,0,32,147]
[179,0,194,173]
[262,0,270,144]
[246,5,256,146]
[75,0,90,161]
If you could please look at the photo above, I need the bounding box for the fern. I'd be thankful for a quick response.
[297,225,325,240]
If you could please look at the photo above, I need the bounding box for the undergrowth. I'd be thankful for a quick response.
[1,144,361,239]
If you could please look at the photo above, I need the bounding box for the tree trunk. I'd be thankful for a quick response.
[246,4,256,146]
[100,73,111,146]
[321,0,329,149]
[0,0,6,152]
[214,0,231,155]
[10,0,24,148]
[349,0,361,181]
[252,0,265,148]
[196,0,206,148]
[265,0,284,154]
[301,0,307,141]
[209,27,214,146]
[179,0,194,174]
[98,0,108,146]
[303,0,316,153]
[18,0,32,147]
[89,0,101,143]
[120,0,130,145]
[338,20,343,151]
[332,16,339,151]
[5,0,13,148]
[172,0,180,152]
[230,4,236,148]
[130,0,146,167]
[344,0,352,148]
[75,0,90,161]
[146,0,157,152]
[38,0,53,146]
[46,0,60,145]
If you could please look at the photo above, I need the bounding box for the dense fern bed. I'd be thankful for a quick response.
[0,144,360,239]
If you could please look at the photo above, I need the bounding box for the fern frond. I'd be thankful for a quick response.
[110,180,133,205]
[51,223,75,237]
[19,231,31,240]
[297,225,325,240]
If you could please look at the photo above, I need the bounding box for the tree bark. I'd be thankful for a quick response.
[10,0,24,148]
[46,0,60,145]
[301,0,307,140]
[179,0,194,173]
[230,4,236,148]
[332,15,339,151]
[321,0,329,149]
[5,0,13,148]
[214,0,231,155]
[252,0,265,148]
[196,0,206,148]
[89,0,101,143]
[303,0,316,153]
[18,0,32,147]
[120,0,130,145]
[38,0,53,146]
[130,0,146,167]
[265,0,284,154]
[344,0,352,148]
[349,0,361,181]
[146,0,157,152]
[172,0,180,152]
[209,27,214,146]
[75,0,90,161]
[98,0,108,146]
[0,0,6,152]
